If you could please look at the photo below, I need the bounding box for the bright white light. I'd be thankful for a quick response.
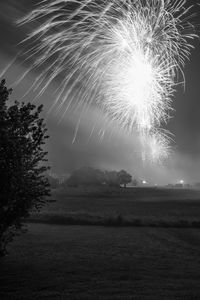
[18,0,198,162]
[106,49,156,132]
[146,131,172,163]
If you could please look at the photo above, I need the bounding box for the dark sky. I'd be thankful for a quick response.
[1,0,200,184]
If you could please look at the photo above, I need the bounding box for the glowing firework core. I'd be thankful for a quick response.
[109,48,155,131]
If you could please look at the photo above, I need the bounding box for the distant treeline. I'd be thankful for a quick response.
[47,167,137,188]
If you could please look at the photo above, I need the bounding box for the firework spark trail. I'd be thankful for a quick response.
[17,0,198,162]
[141,129,173,163]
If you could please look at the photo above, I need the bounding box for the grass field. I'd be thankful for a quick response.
[29,186,200,227]
[1,187,200,299]
[1,223,200,299]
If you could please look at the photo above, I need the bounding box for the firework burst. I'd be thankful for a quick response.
[140,130,173,163]
[17,0,198,161]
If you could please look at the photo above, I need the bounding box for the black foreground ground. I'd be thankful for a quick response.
[1,223,200,300]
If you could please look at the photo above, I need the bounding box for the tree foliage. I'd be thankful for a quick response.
[67,167,132,188]
[0,79,50,256]
[104,170,120,187]
[118,170,132,187]
[67,167,105,187]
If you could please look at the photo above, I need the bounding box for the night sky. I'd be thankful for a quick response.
[1,0,200,184]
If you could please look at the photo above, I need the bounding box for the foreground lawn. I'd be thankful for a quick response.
[1,223,200,299]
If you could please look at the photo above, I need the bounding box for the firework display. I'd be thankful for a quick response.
[18,0,198,162]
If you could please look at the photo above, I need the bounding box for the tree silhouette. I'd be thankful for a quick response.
[0,79,50,256]
[118,170,132,187]
[67,167,105,186]
[104,170,120,187]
